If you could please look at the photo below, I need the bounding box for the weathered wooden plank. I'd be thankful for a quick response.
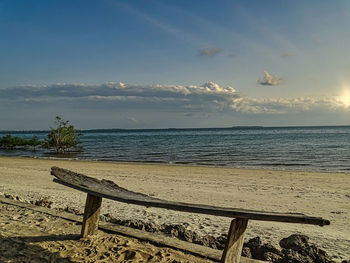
[0,197,266,263]
[81,193,102,237]
[221,219,248,263]
[98,220,265,263]
[51,167,330,226]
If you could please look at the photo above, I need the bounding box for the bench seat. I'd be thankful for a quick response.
[51,166,330,263]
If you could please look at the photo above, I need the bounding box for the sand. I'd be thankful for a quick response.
[0,156,349,261]
[0,202,213,262]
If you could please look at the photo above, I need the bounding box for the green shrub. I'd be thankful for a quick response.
[43,116,82,153]
[0,135,42,149]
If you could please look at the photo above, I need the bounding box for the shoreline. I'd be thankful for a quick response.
[0,156,349,260]
[1,154,349,175]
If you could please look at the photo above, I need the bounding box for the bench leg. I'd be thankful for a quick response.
[81,193,102,238]
[221,218,248,263]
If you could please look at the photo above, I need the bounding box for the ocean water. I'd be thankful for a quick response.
[1,126,350,172]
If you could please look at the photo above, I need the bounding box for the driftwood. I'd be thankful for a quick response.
[51,167,330,226]
[51,166,330,263]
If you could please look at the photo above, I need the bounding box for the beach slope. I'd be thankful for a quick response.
[0,157,349,260]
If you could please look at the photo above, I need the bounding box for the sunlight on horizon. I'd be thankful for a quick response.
[339,87,350,107]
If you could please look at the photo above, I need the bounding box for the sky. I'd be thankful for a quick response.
[0,0,350,130]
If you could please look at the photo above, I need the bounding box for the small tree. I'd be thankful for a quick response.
[44,116,82,153]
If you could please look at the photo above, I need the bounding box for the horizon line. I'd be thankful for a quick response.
[1,124,350,133]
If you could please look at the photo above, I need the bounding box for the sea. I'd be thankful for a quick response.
[1,126,350,173]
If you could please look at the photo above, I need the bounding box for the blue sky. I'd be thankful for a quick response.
[1,0,350,129]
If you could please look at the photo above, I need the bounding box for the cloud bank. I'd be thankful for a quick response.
[258,71,284,86]
[1,82,348,116]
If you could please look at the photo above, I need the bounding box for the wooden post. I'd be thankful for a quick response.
[81,193,102,238]
[221,218,248,263]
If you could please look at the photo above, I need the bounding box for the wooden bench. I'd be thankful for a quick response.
[51,167,330,263]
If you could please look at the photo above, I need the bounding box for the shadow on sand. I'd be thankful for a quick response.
[0,234,80,263]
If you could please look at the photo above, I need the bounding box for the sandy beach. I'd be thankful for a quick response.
[0,156,349,261]
[0,201,213,262]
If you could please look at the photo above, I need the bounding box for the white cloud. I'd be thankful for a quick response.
[1,82,348,116]
[0,82,239,112]
[231,96,347,114]
[258,71,284,86]
[126,117,138,124]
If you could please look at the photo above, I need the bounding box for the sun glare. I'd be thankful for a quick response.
[340,88,350,107]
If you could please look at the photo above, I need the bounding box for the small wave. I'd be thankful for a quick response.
[257,163,309,166]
